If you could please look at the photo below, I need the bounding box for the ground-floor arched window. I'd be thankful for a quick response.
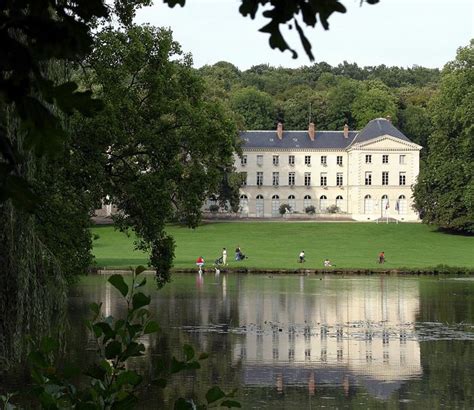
[303,195,312,211]
[256,195,264,217]
[271,194,280,217]
[288,195,296,212]
[336,195,343,211]
[397,194,407,215]
[364,194,373,214]
[320,195,328,212]
[381,194,389,216]
[240,194,248,216]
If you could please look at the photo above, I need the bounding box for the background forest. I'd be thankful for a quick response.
[198,60,439,154]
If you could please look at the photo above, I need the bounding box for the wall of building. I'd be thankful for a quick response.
[235,138,421,221]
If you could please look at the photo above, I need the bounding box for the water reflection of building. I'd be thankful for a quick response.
[234,277,421,399]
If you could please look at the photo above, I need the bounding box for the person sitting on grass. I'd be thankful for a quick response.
[299,250,305,263]
[324,258,332,267]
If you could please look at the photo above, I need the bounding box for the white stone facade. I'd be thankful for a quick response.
[235,119,422,221]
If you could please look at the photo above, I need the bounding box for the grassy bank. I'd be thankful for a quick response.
[91,222,474,271]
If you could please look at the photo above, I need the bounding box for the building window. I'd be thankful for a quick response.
[256,195,264,217]
[337,156,343,166]
[241,155,247,166]
[272,172,279,186]
[399,154,406,165]
[381,195,389,213]
[241,172,247,186]
[257,155,263,166]
[273,155,279,166]
[257,171,263,186]
[320,172,327,186]
[364,194,373,214]
[336,173,343,186]
[336,195,343,210]
[303,195,312,209]
[320,195,328,212]
[321,155,327,166]
[399,172,406,186]
[305,155,311,166]
[288,172,295,186]
[382,171,389,185]
[239,195,248,216]
[365,154,372,164]
[289,155,295,166]
[304,172,311,186]
[382,154,389,164]
[397,195,407,215]
[365,172,372,186]
[288,195,296,212]
[271,195,280,217]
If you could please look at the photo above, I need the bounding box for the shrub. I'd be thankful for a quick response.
[305,205,316,215]
[326,205,340,214]
[209,204,220,213]
[279,203,291,215]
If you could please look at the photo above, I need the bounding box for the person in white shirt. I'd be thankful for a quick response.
[222,248,227,266]
[299,251,305,263]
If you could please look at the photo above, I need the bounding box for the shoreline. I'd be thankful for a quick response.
[94,266,474,276]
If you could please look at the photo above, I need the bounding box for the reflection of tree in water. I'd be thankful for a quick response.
[0,204,67,369]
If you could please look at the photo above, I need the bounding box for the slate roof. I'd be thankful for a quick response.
[240,118,412,150]
[350,118,411,145]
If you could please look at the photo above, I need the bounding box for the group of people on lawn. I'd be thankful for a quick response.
[196,246,247,273]
[197,248,386,273]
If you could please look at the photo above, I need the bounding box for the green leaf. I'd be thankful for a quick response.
[28,351,48,368]
[221,400,242,408]
[153,378,167,388]
[206,386,226,404]
[183,344,194,361]
[116,370,143,387]
[134,277,146,288]
[135,265,147,276]
[84,364,107,381]
[89,302,102,316]
[144,320,160,334]
[108,274,129,297]
[105,340,122,359]
[170,357,186,374]
[132,292,150,311]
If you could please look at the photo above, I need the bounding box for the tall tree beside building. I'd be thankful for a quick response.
[413,41,474,233]
[75,25,240,284]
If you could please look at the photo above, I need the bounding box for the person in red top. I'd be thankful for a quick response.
[196,256,204,273]
[378,252,385,264]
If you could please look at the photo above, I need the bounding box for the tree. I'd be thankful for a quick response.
[352,81,398,128]
[230,86,276,129]
[413,41,474,233]
[75,25,240,285]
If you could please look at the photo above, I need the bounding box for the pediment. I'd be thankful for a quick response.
[350,135,422,151]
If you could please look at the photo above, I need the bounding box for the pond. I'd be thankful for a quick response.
[3,274,473,408]
[62,274,474,409]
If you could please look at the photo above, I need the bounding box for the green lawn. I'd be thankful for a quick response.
[92,222,474,271]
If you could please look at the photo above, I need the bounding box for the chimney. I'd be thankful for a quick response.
[276,122,283,140]
[308,122,315,141]
[386,115,392,123]
[343,123,349,138]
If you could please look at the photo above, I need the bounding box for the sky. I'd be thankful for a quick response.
[135,0,474,70]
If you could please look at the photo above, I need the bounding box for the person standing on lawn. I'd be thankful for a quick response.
[222,248,227,266]
[378,251,385,264]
